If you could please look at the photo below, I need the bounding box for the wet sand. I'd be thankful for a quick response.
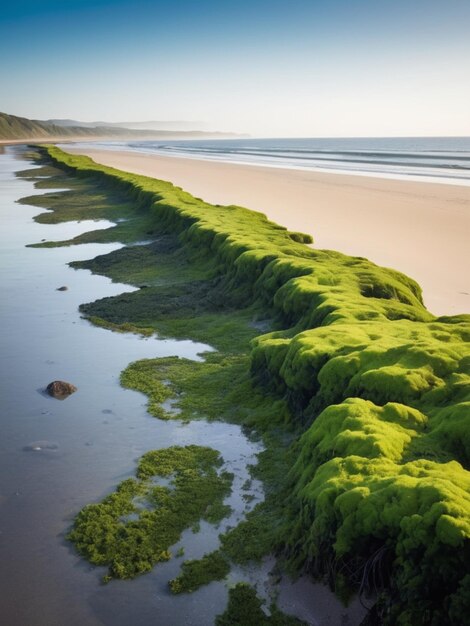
[62,146,470,317]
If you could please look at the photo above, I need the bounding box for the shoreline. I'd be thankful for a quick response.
[81,144,470,188]
[35,145,470,625]
[62,145,470,317]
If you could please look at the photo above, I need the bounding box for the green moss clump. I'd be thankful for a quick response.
[120,358,175,419]
[287,231,313,244]
[215,583,306,626]
[87,316,155,337]
[169,551,230,593]
[120,352,290,426]
[220,501,278,565]
[67,446,233,580]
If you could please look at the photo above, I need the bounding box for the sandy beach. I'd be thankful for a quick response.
[62,146,470,317]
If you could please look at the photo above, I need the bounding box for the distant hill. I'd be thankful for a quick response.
[0,112,128,140]
[46,118,204,131]
[43,118,116,129]
[0,112,245,141]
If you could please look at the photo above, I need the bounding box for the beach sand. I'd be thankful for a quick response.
[62,146,470,316]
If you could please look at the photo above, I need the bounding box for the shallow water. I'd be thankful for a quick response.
[0,146,267,626]
[67,136,470,186]
[0,146,367,626]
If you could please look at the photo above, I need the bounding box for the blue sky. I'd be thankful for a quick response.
[1,0,469,136]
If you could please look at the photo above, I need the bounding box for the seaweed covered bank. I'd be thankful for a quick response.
[30,145,470,624]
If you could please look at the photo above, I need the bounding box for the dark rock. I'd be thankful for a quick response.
[46,380,77,399]
[56,286,68,291]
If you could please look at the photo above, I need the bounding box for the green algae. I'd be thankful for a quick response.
[18,161,158,248]
[120,353,291,572]
[220,500,279,565]
[67,445,233,581]
[86,316,155,337]
[169,551,230,594]
[120,352,289,426]
[215,583,307,626]
[21,146,470,625]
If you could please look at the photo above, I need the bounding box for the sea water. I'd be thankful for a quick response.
[70,136,470,185]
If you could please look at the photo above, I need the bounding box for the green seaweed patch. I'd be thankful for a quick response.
[87,315,155,337]
[15,163,65,180]
[220,441,296,567]
[220,501,278,565]
[68,445,233,580]
[17,163,161,248]
[287,231,313,244]
[120,353,291,427]
[215,583,307,626]
[70,235,214,286]
[78,281,262,353]
[119,353,295,574]
[19,182,135,227]
[169,550,230,594]
[120,358,176,419]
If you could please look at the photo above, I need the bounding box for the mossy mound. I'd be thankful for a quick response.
[41,145,430,329]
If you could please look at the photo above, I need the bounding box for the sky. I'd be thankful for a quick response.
[1,0,469,137]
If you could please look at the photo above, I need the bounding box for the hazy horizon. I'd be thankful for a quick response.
[1,0,469,138]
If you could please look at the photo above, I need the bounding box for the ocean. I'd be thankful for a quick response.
[75,136,470,185]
